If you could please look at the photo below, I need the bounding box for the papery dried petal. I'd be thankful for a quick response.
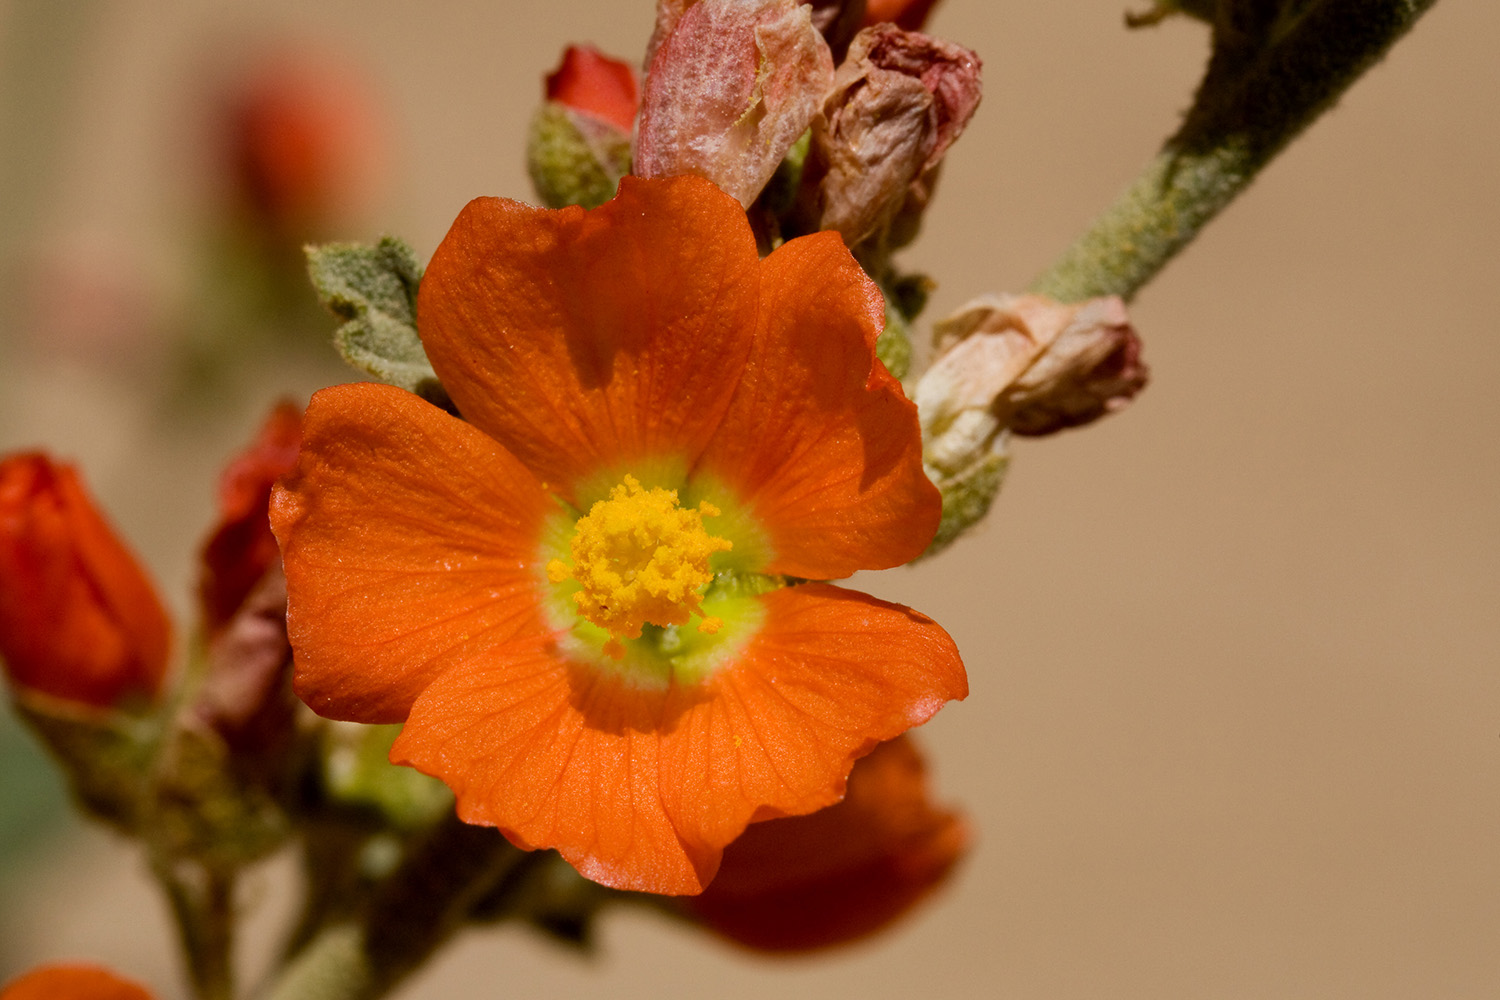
[808,25,980,249]
[1005,295,1149,436]
[684,735,968,951]
[919,293,1148,441]
[0,455,170,708]
[637,0,836,208]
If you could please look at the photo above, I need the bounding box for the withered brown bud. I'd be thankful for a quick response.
[805,25,980,253]
[920,293,1149,441]
[636,0,836,208]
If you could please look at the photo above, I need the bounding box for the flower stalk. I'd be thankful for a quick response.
[1029,0,1439,304]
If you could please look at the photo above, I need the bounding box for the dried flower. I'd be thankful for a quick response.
[636,0,836,207]
[805,25,980,253]
[0,455,170,708]
[272,176,966,895]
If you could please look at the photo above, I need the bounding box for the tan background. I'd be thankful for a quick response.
[2,1,1498,997]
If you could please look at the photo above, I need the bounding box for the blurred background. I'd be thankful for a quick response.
[1,1,1497,997]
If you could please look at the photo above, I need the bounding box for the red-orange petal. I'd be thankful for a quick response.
[545,46,639,134]
[390,639,712,895]
[271,383,552,724]
[0,454,170,708]
[0,964,155,1000]
[199,400,302,635]
[685,735,969,952]
[657,583,966,858]
[416,175,759,502]
[696,231,940,577]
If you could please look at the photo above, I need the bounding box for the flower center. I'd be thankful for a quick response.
[547,474,732,659]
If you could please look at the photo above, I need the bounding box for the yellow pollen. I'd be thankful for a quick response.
[547,475,731,658]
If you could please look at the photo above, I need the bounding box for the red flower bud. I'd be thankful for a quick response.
[223,52,383,240]
[0,454,170,709]
[198,401,303,636]
[545,46,640,134]
[862,0,942,31]
[685,736,968,951]
[0,964,155,1000]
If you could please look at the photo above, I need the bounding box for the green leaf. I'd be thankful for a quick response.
[306,237,442,395]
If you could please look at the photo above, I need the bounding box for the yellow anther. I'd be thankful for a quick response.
[549,475,731,656]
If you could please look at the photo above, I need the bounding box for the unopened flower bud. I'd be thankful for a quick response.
[863,0,943,31]
[199,401,303,635]
[636,0,835,207]
[0,454,170,709]
[684,736,968,951]
[528,47,638,210]
[222,51,383,242]
[804,25,980,254]
[915,294,1147,551]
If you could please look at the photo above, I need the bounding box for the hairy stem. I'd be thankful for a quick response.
[1029,0,1439,303]
[259,814,523,1000]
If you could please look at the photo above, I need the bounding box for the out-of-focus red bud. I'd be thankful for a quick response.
[223,52,383,240]
[807,25,980,251]
[0,455,170,709]
[546,46,640,134]
[862,0,942,31]
[199,401,302,636]
[685,736,968,952]
[637,0,836,208]
[0,964,156,1000]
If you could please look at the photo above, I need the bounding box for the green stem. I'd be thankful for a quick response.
[260,814,523,1000]
[158,864,237,1000]
[1029,0,1438,304]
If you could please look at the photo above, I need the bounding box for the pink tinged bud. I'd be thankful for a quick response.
[0,455,170,709]
[1005,295,1150,436]
[636,0,836,208]
[810,25,980,248]
[918,294,1148,447]
[545,45,640,134]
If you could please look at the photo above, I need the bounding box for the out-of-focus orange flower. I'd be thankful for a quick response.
[684,735,968,951]
[199,401,303,635]
[223,52,383,240]
[0,964,154,1000]
[862,0,942,31]
[272,175,966,895]
[545,46,640,134]
[0,455,170,708]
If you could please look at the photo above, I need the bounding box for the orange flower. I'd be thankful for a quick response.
[0,964,154,1000]
[684,735,968,951]
[271,175,966,895]
[545,45,639,134]
[199,400,303,635]
[0,454,170,708]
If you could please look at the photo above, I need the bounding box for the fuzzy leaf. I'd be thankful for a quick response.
[306,238,440,395]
